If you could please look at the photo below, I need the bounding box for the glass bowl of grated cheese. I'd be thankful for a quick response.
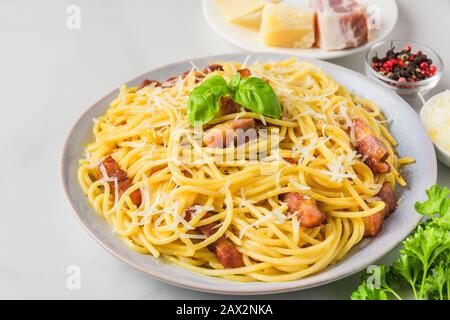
[420,90,450,167]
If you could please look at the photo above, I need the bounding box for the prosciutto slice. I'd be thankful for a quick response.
[310,0,369,51]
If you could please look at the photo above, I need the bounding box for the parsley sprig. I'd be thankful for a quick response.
[352,185,450,300]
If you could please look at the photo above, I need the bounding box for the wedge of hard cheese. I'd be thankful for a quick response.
[233,11,263,30]
[215,0,265,30]
[260,3,315,49]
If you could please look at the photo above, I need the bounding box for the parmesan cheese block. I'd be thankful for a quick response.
[233,11,263,30]
[260,3,315,49]
[421,90,450,153]
[215,0,265,22]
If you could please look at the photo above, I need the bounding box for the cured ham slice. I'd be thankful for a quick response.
[310,0,369,51]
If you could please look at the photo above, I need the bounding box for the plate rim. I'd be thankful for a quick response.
[201,0,399,60]
[61,52,437,295]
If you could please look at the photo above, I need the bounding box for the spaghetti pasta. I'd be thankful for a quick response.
[78,58,412,282]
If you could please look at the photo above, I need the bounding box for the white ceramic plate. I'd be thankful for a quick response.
[202,0,398,60]
[61,53,436,295]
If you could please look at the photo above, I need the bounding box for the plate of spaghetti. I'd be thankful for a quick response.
[61,53,437,294]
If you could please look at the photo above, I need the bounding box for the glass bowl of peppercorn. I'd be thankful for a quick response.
[365,40,443,97]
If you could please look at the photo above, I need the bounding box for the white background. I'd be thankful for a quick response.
[0,0,449,299]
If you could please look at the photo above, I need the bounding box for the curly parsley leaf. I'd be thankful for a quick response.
[392,254,421,289]
[414,185,450,216]
[351,184,450,300]
[351,282,388,300]
[424,260,448,300]
[435,198,450,230]
[351,265,399,300]
[402,226,449,270]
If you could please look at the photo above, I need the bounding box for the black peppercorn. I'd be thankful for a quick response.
[399,70,409,77]
[371,44,438,83]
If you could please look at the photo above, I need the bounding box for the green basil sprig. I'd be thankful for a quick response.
[187,73,281,125]
[187,76,230,125]
[232,76,281,119]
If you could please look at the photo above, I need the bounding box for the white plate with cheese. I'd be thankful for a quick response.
[203,0,398,60]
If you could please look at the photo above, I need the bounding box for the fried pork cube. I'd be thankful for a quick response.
[282,157,297,165]
[363,211,384,238]
[280,192,326,228]
[185,207,244,268]
[203,118,256,148]
[237,68,252,78]
[99,156,142,207]
[203,64,224,74]
[218,96,242,116]
[164,64,224,87]
[137,79,162,90]
[352,118,391,174]
[377,181,397,217]
[363,182,397,237]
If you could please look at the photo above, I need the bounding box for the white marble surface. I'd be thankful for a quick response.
[0,0,449,299]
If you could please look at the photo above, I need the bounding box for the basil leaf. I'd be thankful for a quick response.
[233,77,281,119]
[187,76,229,125]
[229,73,241,91]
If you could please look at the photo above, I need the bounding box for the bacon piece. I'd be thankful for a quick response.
[219,96,242,116]
[363,182,397,237]
[185,208,244,268]
[237,68,251,78]
[352,118,391,174]
[280,193,326,228]
[203,64,224,74]
[99,156,141,207]
[203,118,256,148]
[363,211,384,238]
[283,157,296,164]
[212,240,245,269]
[165,71,193,86]
[164,76,178,87]
[164,70,202,87]
[137,79,162,90]
[377,182,397,217]
[164,64,223,87]
[185,210,217,237]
